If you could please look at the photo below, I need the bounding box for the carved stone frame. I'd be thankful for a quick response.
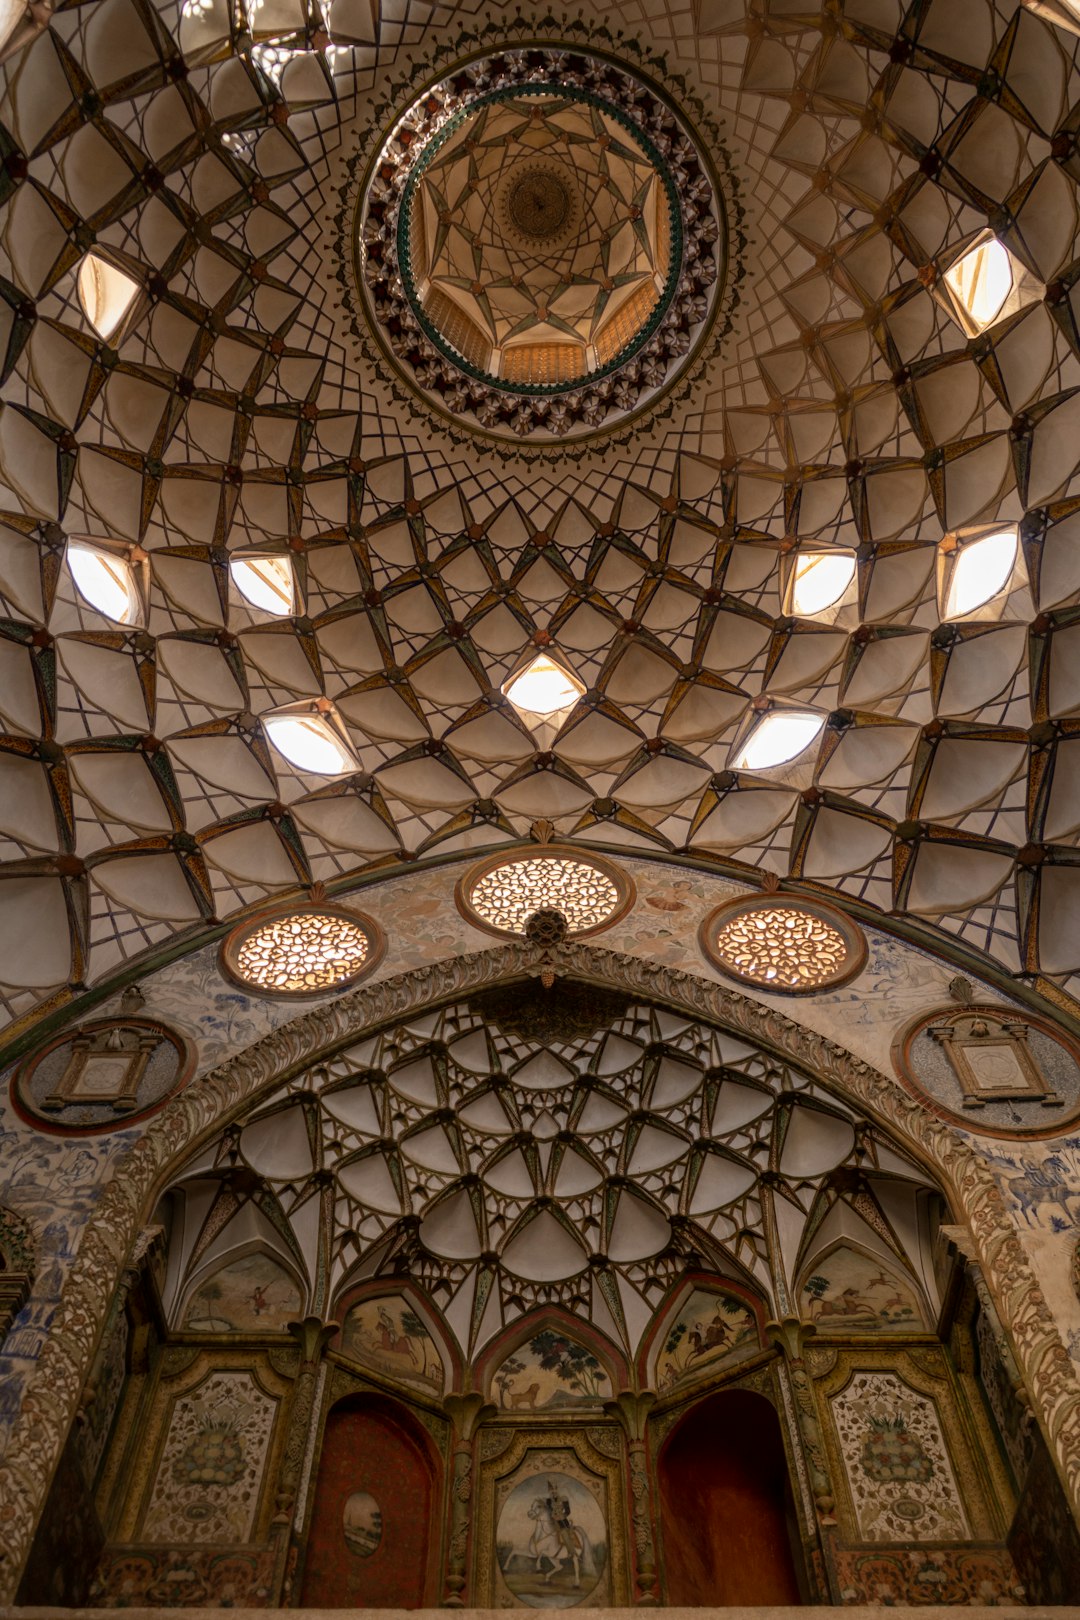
[0,942,1077,1602]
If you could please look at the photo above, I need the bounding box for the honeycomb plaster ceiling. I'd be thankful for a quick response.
[157,988,943,1355]
[3,0,1080,1030]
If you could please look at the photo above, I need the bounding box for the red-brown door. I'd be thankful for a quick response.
[657,1389,804,1604]
[300,1394,440,1608]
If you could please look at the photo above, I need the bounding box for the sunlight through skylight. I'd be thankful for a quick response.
[230,554,297,616]
[790,551,857,618]
[731,710,826,773]
[503,653,584,719]
[77,253,141,342]
[942,238,1014,334]
[263,708,358,775]
[942,527,1019,620]
[67,540,141,624]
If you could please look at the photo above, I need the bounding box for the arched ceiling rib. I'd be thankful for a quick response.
[3,0,1080,1026]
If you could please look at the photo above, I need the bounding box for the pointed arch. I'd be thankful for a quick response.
[0,939,1076,1601]
[477,1306,626,1411]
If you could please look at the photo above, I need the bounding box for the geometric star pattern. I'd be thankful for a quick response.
[156,988,942,1355]
[3,0,1080,1029]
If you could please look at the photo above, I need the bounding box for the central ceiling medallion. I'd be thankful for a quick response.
[501,161,576,245]
[356,48,725,442]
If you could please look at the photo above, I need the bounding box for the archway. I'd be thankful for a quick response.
[657,1389,804,1605]
[0,943,1077,1603]
[299,1392,441,1608]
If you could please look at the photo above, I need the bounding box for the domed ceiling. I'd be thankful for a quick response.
[2,0,1080,1031]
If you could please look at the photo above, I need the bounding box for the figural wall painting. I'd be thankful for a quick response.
[491,1331,613,1411]
[182,1253,301,1334]
[338,1294,443,1393]
[495,1464,608,1609]
[653,1286,758,1393]
[799,1246,927,1334]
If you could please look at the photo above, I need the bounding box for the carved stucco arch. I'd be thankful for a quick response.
[0,939,1076,1599]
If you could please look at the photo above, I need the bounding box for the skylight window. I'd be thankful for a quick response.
[503,652,585,722]
[66,539,144,625]
[939,525,1021,622]
[263,703,360,776]
[0,0,28,53]
[1021,1,1080,38]
[731,709,826,773]
[788,550,857,619]
[229,553,298,616]
[77,253,143,343]
[934,232,1042,339]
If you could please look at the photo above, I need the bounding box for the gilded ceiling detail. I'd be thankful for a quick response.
[1,0,1080,1032]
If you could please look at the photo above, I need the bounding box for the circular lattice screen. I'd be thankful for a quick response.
[222,906,385,996]
[700,896,866,994]
[458,849,632,937]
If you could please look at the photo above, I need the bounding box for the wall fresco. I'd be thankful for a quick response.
[829,1543,1022,1606]
[91,1545,278,1607]
[653,1286,758,1393]
[182,1253,301,1334]
[830,1372,970,1543]
[491,1330,612,1412]
[140,1371,278,1545]
[495,1467,607,1610]
[800,1247,926,1334]
[338,1295,443,1393]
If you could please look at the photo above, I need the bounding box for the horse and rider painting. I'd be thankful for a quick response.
[496,1469,607,1608]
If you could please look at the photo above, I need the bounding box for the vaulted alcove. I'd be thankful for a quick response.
[657,1389,804,1605]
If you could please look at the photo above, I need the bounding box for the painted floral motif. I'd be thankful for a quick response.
[174,1415,247,1488]
[831,1372,970,1542]
[141,1372,277,1545]
[859,1415,934,1485]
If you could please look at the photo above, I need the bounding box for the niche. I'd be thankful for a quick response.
[657,1388,804,1604]
[300,1392,441,1608]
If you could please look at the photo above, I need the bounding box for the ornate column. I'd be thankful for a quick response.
[767,1318,837,1527]
[441,1393,495,1607]
[276,1315,337,1605]
[604,1390,658,1605]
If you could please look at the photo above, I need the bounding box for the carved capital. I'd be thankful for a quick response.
[287,1315,339,1367]
[443,1391,496,1443]
[603,1388,657,1442]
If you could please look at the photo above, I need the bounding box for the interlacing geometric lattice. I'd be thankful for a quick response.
[157,989,941,1352]
[227,910,373,993]
[5,1,1080,1031]
[709,906,856,992]
[464,854,624,935]
[358,47,718,440]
